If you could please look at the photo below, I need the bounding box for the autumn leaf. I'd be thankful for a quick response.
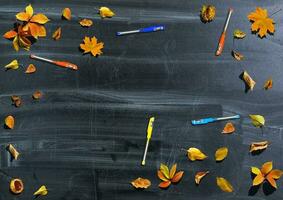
[264,79,273,90]
[234,29,246,39]
[80,36,104,57]
[249,115,265,127]
[195,171,209,185]
[52,27,61,40]
[251,161,283,188]
[216,177,234,192]
[25,64,36,73]
[5,59,19,70]
[232,50,244,61]
[4,25,32,51]
[242,71,256,91]
[7,144,20,160]
[99,7,115,18]
[34,185,48,196]
[222,122,235,134]
[250,141,269,153]
[215,147,228,161]
[79,19,93,27]
[187,147,207,161]
[131,177,151,189]
[5,115,15,129]
[158,163,184,188]
[11,96,21,107]
[200,5,216,22]
[33,90,42,100]
[62,8,71,20]
[248,7,275,38]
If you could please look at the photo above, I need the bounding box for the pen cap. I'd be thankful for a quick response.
[147,117,155,139]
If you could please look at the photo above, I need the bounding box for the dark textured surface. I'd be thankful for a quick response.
[0,0,282,199]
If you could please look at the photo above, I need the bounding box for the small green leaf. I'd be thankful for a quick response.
[160,163,170,179]
[249,115,265,127]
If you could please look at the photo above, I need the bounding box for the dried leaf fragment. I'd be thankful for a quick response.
[79,19,93,27]
[52,27,61,40]
[5,59,19,70]
[10,178,24,194]
[250,141,268,153]
[200,5,216,22]
[80,36,104,57]
[25,64,36,73]
[249,115,265,127]
[232,50,244,61]
[99,7,115,18]
[11,96,21,107]
[264,79,273,90]
[131,177,151,189]
[222,122,235,134]
[5,115,15,129]
[7,144,20,160]
[215,147,228,161]
[33,90,42,99]
[34,185,48,196]
[195,171,209,185]
[62,8,71,20]
[187,147,207,161]
[234,29,246,39]
[242,71,256,91]
[216,177,234,192]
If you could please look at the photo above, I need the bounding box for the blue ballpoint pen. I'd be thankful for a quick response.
[116,25,165,36]
[191,115,240,125]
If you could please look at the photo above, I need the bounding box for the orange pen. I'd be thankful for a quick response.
[215,8,233,56]
[30,54,78,70]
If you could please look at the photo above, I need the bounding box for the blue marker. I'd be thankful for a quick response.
[116,25,165,36]
[191,115,240,125]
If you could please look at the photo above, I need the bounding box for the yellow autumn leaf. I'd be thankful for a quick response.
[242,71,256,91]
[5,59,19,70]
[79,19,93,27]
[250,141,269,152]
[169,164,177,179]
[215,147,228,161]
[187,147,207,161]
[234,29,246,39]
[216,177,234,192]
[160,163,170,179]
[200,5,216,22]
[195,171,209,185]
[249,115,265,127]
[7,144,20,160]
[80,36,104,57]
[34,185,48,196]
[99,7,115,18]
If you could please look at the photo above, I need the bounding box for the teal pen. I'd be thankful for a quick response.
[191,115,240,125]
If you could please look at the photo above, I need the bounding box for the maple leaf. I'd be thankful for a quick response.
[16,4,49,38]
[247,7,275,38]
[157,163,184,188]
[251,161,283,189]
[80,36,104,57]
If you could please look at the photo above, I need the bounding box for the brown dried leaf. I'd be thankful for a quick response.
[242,71,256,91]
[7,144,20,160]
[5,115,15,129]
[11,96,21,107]
[264,79,273,90]
[33,90,42,100]
[250,141,269,152]
[25,64,36,73]
[62,8,71,20]
[232,50,244,61]
[222,122,235,134]
[195,171,209,185]
[131,177,151,189]
[52,27,61,40]
[79,19,93,27]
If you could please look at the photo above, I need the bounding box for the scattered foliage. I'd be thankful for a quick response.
[158,163,184,188]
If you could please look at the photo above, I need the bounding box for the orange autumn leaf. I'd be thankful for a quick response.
[25,64,36,74]
[251,161,283,188]
[157,163,184,188]
[158,181,171,188]
[3,30,17,39]
[62,8,71,20]
[222,122,235,134]
[11,96,21,107]
[264,79,273,90]
[171,171,184,183]
[5,115,15,129]
[33,90,42,99]
[247,7,275,38]
[52,27,61,40]
[250,141,269,153]
[79,19,93,27]
[131,177,151,189]
[80,36,104,57]
[195,171,209,185]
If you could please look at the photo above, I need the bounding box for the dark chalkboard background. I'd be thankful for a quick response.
[0,0,282,199]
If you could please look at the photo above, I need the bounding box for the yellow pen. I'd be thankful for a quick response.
[141,117,155,166]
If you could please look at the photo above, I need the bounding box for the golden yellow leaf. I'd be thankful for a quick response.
[52,27,61,40]
[80,36,104,57]
[264,79,273,90]
[247,7,275,38]
[99,7,115,18]
[79,19,93,27]
[131,177,151,189]
[261,161,273,175]
[216,177,234,192]
[7,144,20,160]
[215,147,228,161]
[62,8,71,20]
[11,96,21,107]
[195,171,209,185]
[250,141,268,152]
[158,170,169,182]
[12,37,20,51]
[10,178,24,194]
[249,115,265,127]
[251,167,261,175]
[253,174,265,186]
[5,59,19,70]
[232,50,244,61]
[200,5,216,22]
[160,163,170,179]
[25,64,36,74]
[33,90,42,100]
[34,185,48,196]
[234,29,246,39]
[5,115,15,129]
[242,71,256,90]
[222,122,235,134]
[169,164,177,179]
[187,147,207,161]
